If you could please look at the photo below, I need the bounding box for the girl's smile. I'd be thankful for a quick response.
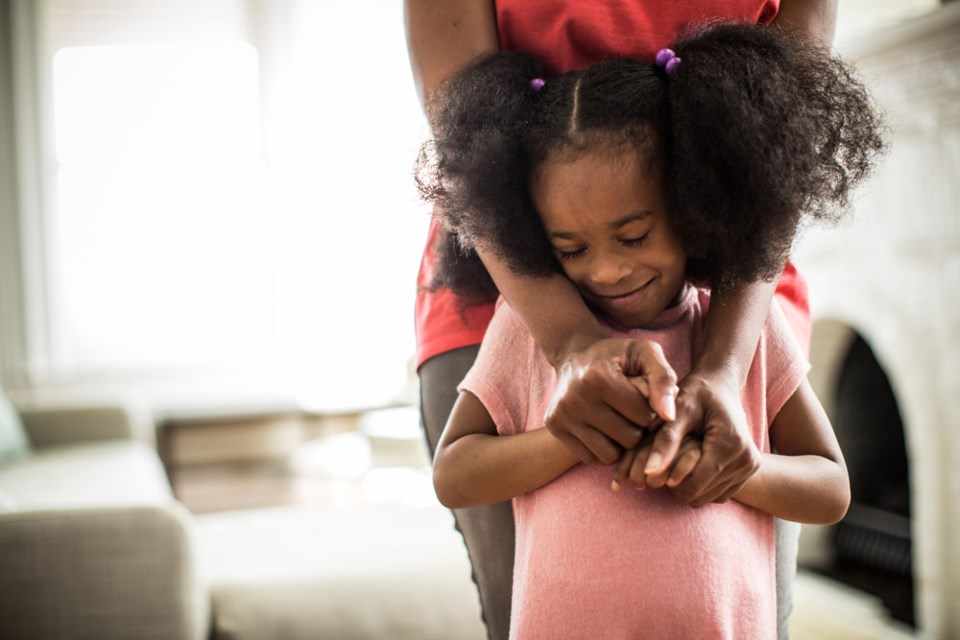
[595,277,656,309]
[531,142,687,330]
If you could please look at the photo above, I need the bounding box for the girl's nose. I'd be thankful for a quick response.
[589,253,632,286]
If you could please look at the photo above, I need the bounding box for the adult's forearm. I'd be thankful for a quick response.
[478,245,609,368]
[690,279,777,389]
[404,0,499,111]
[773,0,838,48]
[693,0,838,392]
[406,2,604,368]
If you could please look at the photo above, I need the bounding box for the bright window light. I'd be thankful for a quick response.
[52,42,273,372]
[45,1,429,412]
[258,1,429,412]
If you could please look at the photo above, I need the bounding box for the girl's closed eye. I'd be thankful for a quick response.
[622,232,651,248]
[555,246,586,261]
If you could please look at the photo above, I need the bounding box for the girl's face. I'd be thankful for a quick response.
[531,143,686,330]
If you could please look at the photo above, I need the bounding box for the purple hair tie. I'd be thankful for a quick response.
[655,48,682,75]
[530,77,546,91]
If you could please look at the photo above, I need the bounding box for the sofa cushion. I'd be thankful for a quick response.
[0,391,29,465]
[0,441,172,510]
[0,505,208,640]
[198,503,486,640]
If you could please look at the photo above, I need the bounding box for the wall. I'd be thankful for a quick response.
[797,4,960,636]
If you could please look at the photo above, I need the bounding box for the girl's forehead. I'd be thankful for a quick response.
[536,140,656,185]
[541,130,661,171]
[531,142,667,231]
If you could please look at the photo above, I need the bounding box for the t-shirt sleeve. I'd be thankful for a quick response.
[458,300,544,436]
[762,299,812,427]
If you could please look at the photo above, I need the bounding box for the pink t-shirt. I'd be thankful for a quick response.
[460,286,808,640]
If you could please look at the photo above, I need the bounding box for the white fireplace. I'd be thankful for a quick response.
[796,4,960,637]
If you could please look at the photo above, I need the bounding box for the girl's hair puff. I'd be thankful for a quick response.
[667,22,885,286]
[417,22,885,302]
[417,52,546,303]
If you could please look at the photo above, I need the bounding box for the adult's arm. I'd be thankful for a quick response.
[640,280,775,506]
[405,0,605,370]
[773,0,838,49]
[636,0,840,504]
[404,0,500,114]
[406,0,679,465]
[518,1,840,481]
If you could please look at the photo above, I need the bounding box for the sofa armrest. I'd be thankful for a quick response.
[19,405,136,448]
[0,504,209,640]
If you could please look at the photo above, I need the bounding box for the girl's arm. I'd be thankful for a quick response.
[734,378,850,525]
[433,390,580,509]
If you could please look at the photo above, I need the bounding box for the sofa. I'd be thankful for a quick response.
[0,389,208,640]
[0,389,488,640]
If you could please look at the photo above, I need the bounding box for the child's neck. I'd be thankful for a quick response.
[663,280,689,312]
[600,281,691,332]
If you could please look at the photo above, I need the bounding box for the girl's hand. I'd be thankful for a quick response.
[544,339,679,466]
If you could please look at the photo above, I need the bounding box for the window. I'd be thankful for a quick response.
[9,0,428,411]
[52,42,271,372]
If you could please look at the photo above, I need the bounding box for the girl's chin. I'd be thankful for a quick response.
[590,304,657,331]
[588,282,687,330]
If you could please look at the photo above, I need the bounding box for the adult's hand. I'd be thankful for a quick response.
[613,430,702,492]
[544,339,679,466]
[638,372,761,507]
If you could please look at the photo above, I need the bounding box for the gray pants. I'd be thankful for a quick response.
[419,345,797,640]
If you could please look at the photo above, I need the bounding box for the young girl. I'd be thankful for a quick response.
[420,23,883,640]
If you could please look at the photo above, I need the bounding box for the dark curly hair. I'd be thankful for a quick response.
[417,22,885,304]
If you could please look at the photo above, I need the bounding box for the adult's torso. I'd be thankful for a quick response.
[496,0,780,75]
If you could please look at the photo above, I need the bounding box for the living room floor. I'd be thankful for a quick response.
[162,407,918,640]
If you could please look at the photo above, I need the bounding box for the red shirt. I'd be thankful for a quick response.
[497,0,779,75]
[415,0,810,367]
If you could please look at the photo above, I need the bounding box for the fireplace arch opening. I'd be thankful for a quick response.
[807,320,914,625]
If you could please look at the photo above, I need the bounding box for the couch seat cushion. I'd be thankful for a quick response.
[0,441,172,510]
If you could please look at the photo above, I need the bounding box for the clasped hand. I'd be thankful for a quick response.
[543,339,761,507]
